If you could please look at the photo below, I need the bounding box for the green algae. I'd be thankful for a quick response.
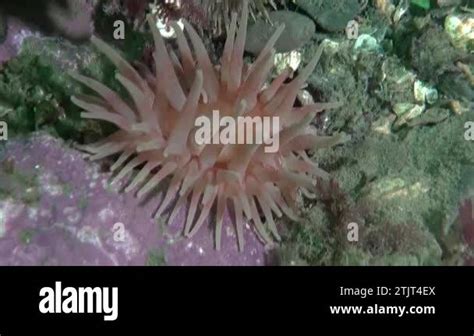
[411,0,431,10]
[279,109,473,266]
[146,249,167,266]
[19,229,34,245]
[0,29,148,142]
[0,160,40,206]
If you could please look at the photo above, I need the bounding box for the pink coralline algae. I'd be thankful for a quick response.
[0,133,268,266]
[0,0,95,64]
[0,17,41,64]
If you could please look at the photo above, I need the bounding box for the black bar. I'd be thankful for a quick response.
[0,267,472,335]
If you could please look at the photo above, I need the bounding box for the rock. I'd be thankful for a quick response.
[0,11,6,44]
[245,10,315,55]
[354,34,383,53]
[0,0,94,41]
[437,0,463,6]
[393,103,425,127]
[413,80,438,105]
[0,133,269,265]
[406,107,450,127]
[273,50,302,73]
[445,14,474,52]
[407,107,450,127]
[0,17,41,64]
[296,0,360,32]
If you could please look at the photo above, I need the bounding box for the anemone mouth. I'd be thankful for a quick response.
[70,0,346,251]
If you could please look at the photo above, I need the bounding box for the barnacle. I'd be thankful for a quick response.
[70,0,345,251]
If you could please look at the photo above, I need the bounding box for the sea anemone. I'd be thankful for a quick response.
[70,0,345,251]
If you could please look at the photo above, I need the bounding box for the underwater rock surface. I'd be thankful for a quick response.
[0,133,268,266]
[296,0,360,32]
[0,17,40,64]
[245,10,315,54]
